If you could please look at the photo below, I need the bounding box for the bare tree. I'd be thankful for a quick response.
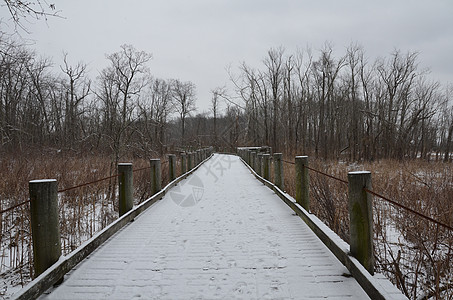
[136,77,173,155]
[171,79,196,143]
[376,50,419,158]
[211,86,226,149]
[2,0,61,32]
[311,43,345,158]
[106,44,151,125]
[60,52,90,149]
[263,47,284,151]
[97,44,152,163]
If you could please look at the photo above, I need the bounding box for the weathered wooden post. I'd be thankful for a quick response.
[257,153,263,176]
[150,159,161,195]
[29,179,61,278]
[168,154,176,181]
[273,153,284,190]
[348,171,374,275]
[187,152,193,170]
[295,156,310,211]
[181,153,187,174]
[263,154,271,181]
[251,151,257,171]
[195,150,200,165]
[118,163,133,216]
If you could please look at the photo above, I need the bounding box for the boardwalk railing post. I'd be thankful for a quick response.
[150,159,161,195]
[274,153,284,190]
[29,179,61,278]
[168,154,176,181]
[181,153,187,174]
[296,156,310,211]
[348,171,374,275]
[188,152,193,170]
[118,163,133,216]
[251,151,257,171]
[263,154,271,181]
[195,150,200,165]
[257,153,263,176]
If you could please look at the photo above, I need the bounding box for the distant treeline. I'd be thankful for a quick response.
[1,36,452,161]
[230,44,453,161]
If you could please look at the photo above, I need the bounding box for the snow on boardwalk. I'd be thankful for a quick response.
[41,154,369,299]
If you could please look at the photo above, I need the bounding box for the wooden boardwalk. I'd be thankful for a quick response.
[37,154,376,299]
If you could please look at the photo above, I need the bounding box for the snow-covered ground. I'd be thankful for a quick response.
[39,154,369,299]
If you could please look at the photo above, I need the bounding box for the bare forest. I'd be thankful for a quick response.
[1,34,453,300]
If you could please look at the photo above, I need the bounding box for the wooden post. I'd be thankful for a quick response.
[181,153,187,174]
[29,179,61,278]
[295,156,309,211]
[263,154,271,181]
[168,154,176,181]
[257,153,263,176]
[192,152,196,167]
[187,152,193,170]
[195,150,200,165]
[118,163,133,216]
[348,171,374,275]
[150,159,161,195]
[274,153,284,190]
[251,151,257,171]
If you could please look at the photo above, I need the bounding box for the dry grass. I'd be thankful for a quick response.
[0,153,171,295]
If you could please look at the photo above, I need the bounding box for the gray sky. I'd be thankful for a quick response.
[1,0,452,112]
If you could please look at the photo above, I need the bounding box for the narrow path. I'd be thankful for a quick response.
[41,154,369,299]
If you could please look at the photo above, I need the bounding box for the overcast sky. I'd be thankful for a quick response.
[1,0,452,112]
